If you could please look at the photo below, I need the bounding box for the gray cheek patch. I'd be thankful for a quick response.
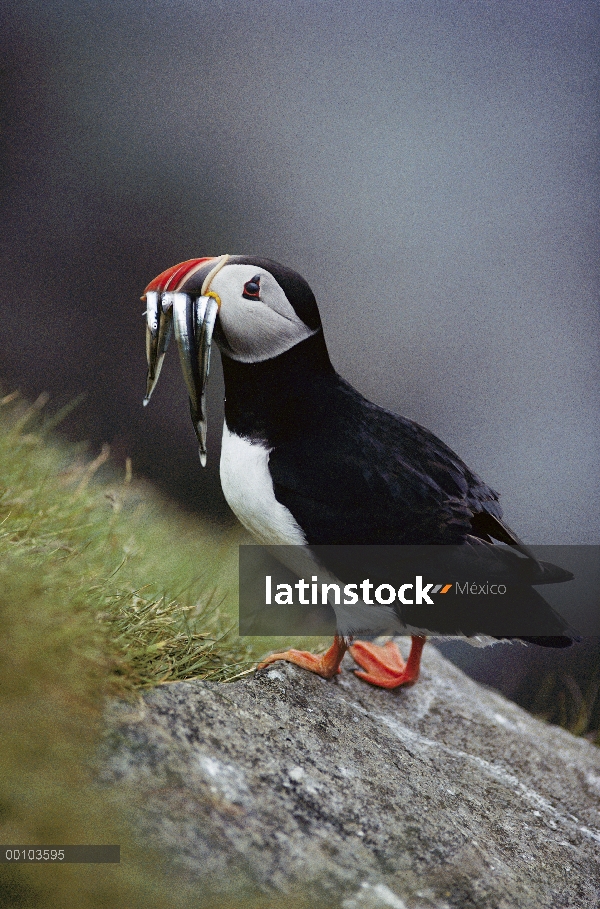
[211,265,317,363]
[217,297,317,363]
[258,272,307,325]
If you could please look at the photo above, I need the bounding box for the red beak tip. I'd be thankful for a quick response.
[144,257,217,294]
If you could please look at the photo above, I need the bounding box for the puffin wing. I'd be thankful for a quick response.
[268,385,499,546]
[268,385,573,643]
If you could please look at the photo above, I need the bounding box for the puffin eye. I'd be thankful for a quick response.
[242,275,261,300]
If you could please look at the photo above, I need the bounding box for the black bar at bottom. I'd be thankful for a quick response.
[0,846,120,863]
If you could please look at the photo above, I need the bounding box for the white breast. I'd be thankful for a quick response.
[220,422,307,545]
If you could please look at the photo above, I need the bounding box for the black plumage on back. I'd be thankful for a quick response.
[222,329,572,647]
[224,331,504,547]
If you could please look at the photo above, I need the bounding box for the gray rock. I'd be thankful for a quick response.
[102,643,600,908]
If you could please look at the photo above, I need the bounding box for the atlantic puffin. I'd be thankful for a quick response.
[142,254,573,688]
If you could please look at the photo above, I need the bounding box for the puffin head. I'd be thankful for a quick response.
[142,254,323,462]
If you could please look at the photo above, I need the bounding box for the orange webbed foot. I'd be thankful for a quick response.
[350,635,426,689]
[257,635,347,680]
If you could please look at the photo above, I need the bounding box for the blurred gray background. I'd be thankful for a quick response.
[1,1,598,696]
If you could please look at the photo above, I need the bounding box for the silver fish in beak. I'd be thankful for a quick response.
[194,294,219,466]
[169,291,218,467]
[142,256,224,466]
[144,290,173,404]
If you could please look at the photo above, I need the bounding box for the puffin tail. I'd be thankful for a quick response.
[518,635,574,648]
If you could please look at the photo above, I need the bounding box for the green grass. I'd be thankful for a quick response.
[0,391,259,691]
[0,391,315,909]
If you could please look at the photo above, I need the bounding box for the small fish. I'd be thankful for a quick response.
[194,296,219,466]
[144,291,173,404]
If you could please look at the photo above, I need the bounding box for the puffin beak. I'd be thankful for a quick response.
[142,257,220,466]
